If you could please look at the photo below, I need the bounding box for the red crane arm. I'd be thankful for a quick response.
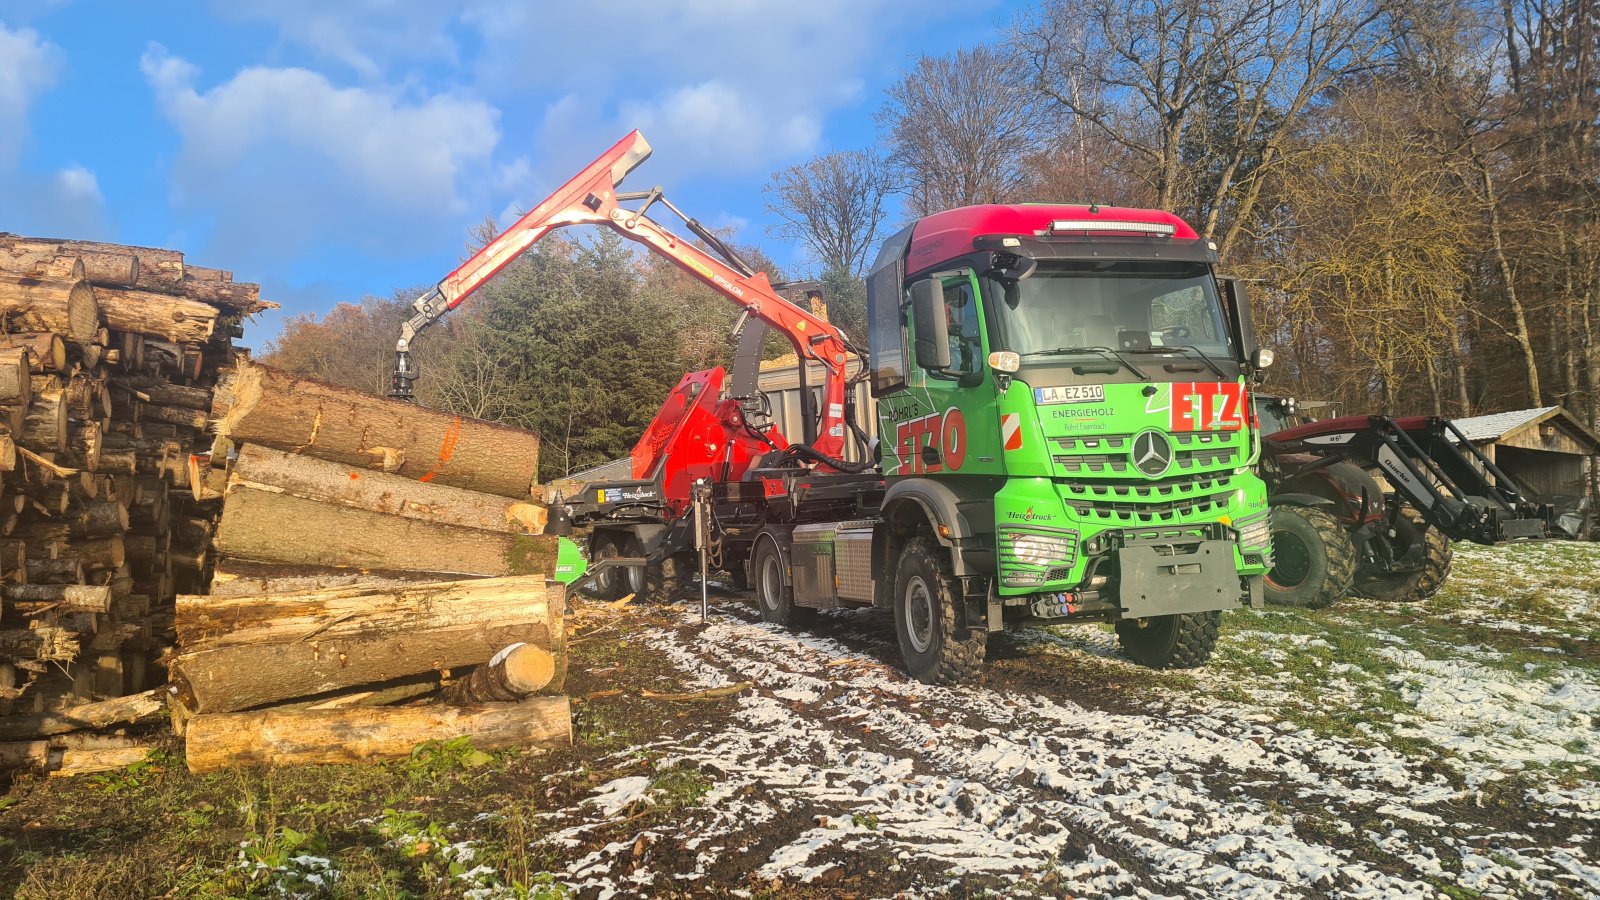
[391,130,853,462]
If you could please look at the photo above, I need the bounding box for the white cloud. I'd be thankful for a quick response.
[460,1,881,178]
[141,43,501,266]
[211,1,459,79]
[0,20,63,166]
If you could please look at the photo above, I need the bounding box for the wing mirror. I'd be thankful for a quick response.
[910,279,951,370]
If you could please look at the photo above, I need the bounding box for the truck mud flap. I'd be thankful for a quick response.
[1118,541,1240,619]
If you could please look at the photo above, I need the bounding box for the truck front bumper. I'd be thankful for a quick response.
[1118,539,1248,618]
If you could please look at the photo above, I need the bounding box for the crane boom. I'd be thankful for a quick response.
[390,130,855,462]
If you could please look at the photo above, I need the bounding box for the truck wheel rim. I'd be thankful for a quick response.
[904,576,934,653]
[760,553,782,611]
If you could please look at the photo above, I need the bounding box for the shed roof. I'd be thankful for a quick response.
[1452,405,1600,451]
[1453,406,1560,441]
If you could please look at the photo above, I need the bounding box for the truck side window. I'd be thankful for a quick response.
[938,276,983,377]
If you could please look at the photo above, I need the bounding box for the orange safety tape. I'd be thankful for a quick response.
[417,416,461,483]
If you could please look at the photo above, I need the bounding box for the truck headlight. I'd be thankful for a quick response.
[1001,531,1075,566]
[1235,514,1270,549]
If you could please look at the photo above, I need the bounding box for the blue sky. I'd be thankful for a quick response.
[0,1,1022,341]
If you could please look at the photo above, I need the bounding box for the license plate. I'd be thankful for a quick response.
[1035,384,1105,405]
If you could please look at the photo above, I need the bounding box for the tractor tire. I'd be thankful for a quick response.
[1352,511,1454,603]
[1263,506,1356,609]
[643,552,693,605]
[1115,611,1220,669]
[892,536,986,685]
[586,531,638,602]
[752,538,814,627]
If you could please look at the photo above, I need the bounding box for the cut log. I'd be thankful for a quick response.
[0,348,32,405]
[92,286,218,344]
[213,361,540,498]
[170,575,564,713]
[0,687,162,740]
[230,445,546,534]
[183,697,572,773]
[206,559,459,599]
[110,375,211,410]
[50,238,182,291]
[0,333,68,373]
[77,536,125,570]
[0,433,15,472]
[442,643,556,704]
[0,626,78,661]
[141,404,208,430]
[214,487,548,576]
[0,274,100,341]
[0,238,139,285]
[185,265,230,283]
[2,583,112,613]
[22,382,67,452]
[94,448,139,475]
[182,277,275,316]
[67,500,128,539]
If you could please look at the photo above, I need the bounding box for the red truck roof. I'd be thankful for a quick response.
[906,204,1201,273]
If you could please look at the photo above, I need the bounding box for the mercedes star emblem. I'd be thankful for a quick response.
[1131,430,1173,477]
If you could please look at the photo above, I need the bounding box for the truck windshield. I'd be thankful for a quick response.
[994,260,1234,363]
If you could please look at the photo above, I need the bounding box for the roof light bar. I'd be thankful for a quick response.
[1046,220,1176,237]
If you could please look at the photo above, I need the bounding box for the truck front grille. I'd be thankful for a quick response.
[1050,430,1250,525]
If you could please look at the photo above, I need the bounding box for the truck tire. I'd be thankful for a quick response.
[1352,511,1453,602]
[752,538,814,626]
[1115,611,1219,669]
[1263,506,1356,609]
[587,532,639,602]
[893,536,986,685]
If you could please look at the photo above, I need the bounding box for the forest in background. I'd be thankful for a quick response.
[265,0,1599,482]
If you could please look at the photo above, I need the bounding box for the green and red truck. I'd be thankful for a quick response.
[392,132,1276,683]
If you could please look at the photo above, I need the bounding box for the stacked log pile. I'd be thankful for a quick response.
[0,234,277,776]
[174,361,568,771]
[0,236,568,777]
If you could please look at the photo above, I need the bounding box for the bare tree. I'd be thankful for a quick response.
[878,45,1053,215]
[1011,0,1394,258]
[764,149,895,278]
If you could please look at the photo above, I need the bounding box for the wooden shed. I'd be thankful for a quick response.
[1452,406,1599,519]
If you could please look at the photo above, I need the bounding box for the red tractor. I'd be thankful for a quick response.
[1255,396,1552,609]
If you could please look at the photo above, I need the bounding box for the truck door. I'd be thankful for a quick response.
[883,271,999,477]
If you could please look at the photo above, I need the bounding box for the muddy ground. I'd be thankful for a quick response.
[0,541,1596,898]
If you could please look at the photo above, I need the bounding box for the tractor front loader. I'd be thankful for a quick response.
[1255,397,1553,609]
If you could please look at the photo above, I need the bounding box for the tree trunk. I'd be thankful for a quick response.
[214,487,541,576]
[1477,159,1543,406]
[91,286,218,344]
[230,444,545,534]
[213,361,540,499]
[0,274,100,341]
[183,697,571,773]
[170,575,564,713]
